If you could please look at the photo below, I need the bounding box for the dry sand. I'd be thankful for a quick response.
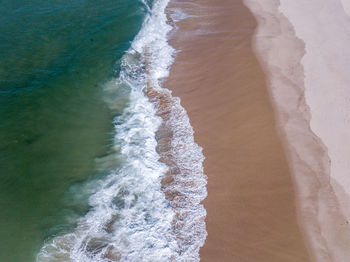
[279,0,350,203]
[165,0,310,261]
[244,0,350,261]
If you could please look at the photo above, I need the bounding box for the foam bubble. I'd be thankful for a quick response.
[37,0,207,261]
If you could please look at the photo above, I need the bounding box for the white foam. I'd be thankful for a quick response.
[156,89,208,261]
[37,0,207,261]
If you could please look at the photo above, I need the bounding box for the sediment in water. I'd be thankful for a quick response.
[146,86,207,260]
[37,0,207,261]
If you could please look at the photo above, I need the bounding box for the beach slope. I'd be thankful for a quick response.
[165,0,310,261]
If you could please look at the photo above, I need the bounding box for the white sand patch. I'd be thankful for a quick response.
[244,0,350,261]
[279,0,350,214]
[340,0,350,17]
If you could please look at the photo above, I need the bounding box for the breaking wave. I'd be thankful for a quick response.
[37,0,207,261]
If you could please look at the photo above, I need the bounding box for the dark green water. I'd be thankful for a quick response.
[0,1,146,260]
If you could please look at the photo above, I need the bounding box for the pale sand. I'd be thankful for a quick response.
[340,0,350,16]
[279,0,350,200]
[244,0,350,261]
[165,0,310,261]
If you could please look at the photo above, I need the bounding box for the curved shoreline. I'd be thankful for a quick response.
[37,0,206,260]
[165,0,310,260]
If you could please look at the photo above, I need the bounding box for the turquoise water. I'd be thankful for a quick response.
[0,1,147,261]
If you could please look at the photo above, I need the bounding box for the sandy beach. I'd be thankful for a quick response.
[4,0,350,260]
[164,0,350,260]
[245,0,350,261]
[165,0,310,260]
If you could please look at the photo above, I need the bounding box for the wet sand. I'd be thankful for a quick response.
[165,0,310,261]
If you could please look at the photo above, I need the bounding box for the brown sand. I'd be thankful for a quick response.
[164,0,310,261]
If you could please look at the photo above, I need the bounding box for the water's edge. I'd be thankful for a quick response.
[37,0,207,261]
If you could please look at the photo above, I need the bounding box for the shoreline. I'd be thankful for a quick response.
[244,0,350,261]
[165,0,310,260]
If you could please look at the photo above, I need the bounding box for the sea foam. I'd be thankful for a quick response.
[37,0,207,261]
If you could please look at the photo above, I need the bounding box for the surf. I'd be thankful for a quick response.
[37,0,207,261]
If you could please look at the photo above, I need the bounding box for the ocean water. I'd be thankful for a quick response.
[0,0,207,261]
